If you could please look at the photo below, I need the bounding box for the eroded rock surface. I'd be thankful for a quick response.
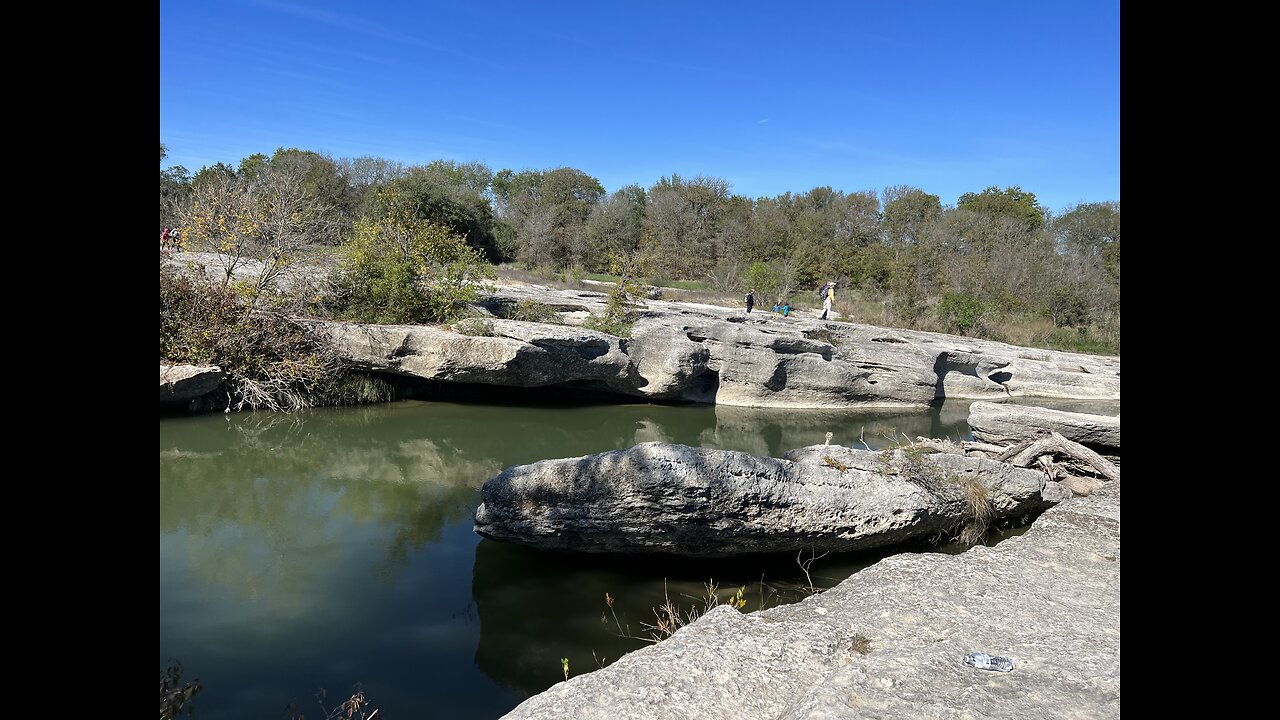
[501,483,1121,719]
[473,442,1068,556]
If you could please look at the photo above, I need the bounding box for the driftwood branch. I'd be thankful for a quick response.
[913,429,1119,485]
[1008,431,1120,482]
[1035,454,1064,481]
[996,438,1037,463]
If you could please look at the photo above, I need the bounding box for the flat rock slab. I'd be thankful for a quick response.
[502,482,1120,719]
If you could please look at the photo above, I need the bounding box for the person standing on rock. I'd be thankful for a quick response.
[821,280,836,320]
[745,288,756,314]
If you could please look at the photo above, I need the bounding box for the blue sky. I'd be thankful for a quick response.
[160,1,1120,213]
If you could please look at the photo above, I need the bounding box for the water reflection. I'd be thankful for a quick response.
[159,397,1115,718]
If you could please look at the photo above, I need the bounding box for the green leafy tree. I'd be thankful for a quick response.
[957,186,1046,230]
[744,259,800,306]
[642,174,732,279]
[1101,240,1120,281]
[333,187,494,324]
[1047,287,1090,328]
[269,148,351,209]
[882,185,942,245]
[236,152,270,180]
[496,167,605,269]
[745,261,780,303]
[1053,201,1120,266]
[585,185,647,271]
[386,168,502,261]
[415,159,495,200]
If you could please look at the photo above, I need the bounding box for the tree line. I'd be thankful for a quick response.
[161,143,1119,352]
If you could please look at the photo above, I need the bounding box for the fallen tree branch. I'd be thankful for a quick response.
[1009,431,1120,482]
[996,438,1037,463]
[964,441,1008,454]
[1035,454,1065,481]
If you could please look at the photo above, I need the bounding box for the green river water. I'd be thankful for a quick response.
[159,397,1116,718]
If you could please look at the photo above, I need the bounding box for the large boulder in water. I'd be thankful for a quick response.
[473,442,1068,556]
[968,401,1120,454]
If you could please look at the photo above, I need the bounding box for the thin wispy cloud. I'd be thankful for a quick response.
[253,0,516,73]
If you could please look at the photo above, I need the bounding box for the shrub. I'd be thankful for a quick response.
[583,314,633,338]
[331,187,493,324]
[745,261,781,303]
[160,263,342,411]
[937,293,985,335]
[584,252,644,337]
[1047,287,1090,328]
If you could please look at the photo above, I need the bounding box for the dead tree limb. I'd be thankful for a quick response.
[1009,431,1120,482]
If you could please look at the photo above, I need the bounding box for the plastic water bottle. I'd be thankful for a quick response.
[963,651,1014,672]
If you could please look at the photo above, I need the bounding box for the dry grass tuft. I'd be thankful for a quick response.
[954,475,995,546]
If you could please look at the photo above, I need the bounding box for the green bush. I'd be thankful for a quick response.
[583,251,644,337]
[937,293,985,335]
[331,188,494,324]
[332,246,430,324]
[1047,287,1090,328]
[745,261,780,303]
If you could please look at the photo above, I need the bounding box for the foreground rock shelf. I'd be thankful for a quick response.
[501,481,1121,719]
[473,442,1069,556]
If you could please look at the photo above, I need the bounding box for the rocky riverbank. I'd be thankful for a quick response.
[161,253,1120,411]
[499,480,1120,719]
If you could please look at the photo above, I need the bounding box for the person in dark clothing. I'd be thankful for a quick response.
[745,288,756,313]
